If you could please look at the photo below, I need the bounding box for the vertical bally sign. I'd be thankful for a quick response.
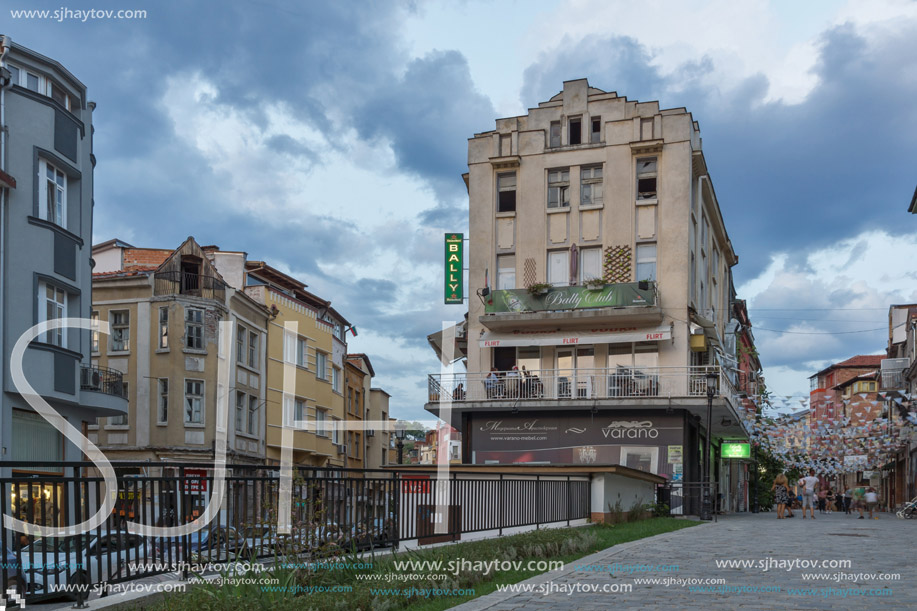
[445,233,464,304]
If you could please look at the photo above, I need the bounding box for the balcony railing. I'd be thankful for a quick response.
[880,358,910,390]
[154,271,227,301]
[80,365,125,398]
[429,366,732,403]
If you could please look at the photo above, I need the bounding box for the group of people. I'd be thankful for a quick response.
[771,468,881,520]
[484,366,544,399]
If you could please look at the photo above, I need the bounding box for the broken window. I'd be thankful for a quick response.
[636,157,657,201]
[547,169,570,209]
[569,117,582,145]
[110,310,130,352]
[580,165,603,207]
[185,380,204,424]
[549,121,561,148]
[591,117,601,143]
[497,172,516,213]
[185,308,203,350]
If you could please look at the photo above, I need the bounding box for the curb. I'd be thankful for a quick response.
[448,520,718,611]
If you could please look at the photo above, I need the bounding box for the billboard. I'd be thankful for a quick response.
[444,233,463,304]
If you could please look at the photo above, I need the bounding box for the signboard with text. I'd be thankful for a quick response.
[444,233,463,304]
[721,442,751,459]
[484,282,655,313]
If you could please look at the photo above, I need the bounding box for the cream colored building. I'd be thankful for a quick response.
[427,79,748,489]
[90,238,269,466]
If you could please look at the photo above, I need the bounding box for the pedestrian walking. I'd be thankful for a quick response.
[817,488,827,513]
[799,468,819,519]
[865,487,879,520]
[843,487,853,515]
[853,484,867,519]
[772,473,794,519]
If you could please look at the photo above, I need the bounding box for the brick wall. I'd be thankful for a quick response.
[123,249,172,270]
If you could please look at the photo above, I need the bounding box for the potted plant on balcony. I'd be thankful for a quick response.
[527,282,552,296]
[584,277,605,291]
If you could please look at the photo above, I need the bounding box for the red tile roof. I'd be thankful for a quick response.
[92,267,156,279]
[833,355,885,368]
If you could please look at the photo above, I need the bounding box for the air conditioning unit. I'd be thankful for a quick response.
[366,429,375,437]
[81,367,102,390]
[337,444,347,455]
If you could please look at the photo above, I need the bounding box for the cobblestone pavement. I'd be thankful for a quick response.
[452,510,916,611]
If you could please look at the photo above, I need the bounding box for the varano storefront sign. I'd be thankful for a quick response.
[485,282,655,313]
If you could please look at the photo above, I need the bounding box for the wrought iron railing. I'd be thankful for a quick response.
[153,271,226,301]
[429,366,733,403]
[1,462,590,604]
[80,365,125,398]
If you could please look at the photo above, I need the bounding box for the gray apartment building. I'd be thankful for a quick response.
[0,36,127,494]
[427,79,750,502]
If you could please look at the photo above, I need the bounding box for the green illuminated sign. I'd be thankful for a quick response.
[444,233,463,304]
[722,442,751,459]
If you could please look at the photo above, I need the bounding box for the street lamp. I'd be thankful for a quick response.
[395,421,407,465]
[701,370,718,521]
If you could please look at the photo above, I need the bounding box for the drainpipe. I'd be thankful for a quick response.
[0,35,9,467]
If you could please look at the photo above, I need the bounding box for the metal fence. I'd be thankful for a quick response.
[430,366,730,403]
[1,462,590,604]
[153,271,227,301]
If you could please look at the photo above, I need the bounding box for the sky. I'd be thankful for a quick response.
[5,0,917,420]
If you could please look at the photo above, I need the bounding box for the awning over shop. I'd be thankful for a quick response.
[478,324,672,348]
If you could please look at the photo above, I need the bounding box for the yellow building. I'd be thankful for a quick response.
[90,238,270,468]
[242,262,349,468]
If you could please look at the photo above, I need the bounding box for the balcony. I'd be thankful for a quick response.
[154,270,227,301]
[880,358,910,391]
[80,365,128,416]
[481,282,661,330]
[430,366,734,403]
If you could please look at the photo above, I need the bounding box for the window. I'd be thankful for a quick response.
[185,380,204,424]
[701,214,709,253]
[579,248,602,283]
[497,255,515,290]
[547,169,570,209]
[297,337,308,368]
[237,325,246,363]
[580,166,603,207]
[248,331,258,368]
[158,379,169,424]
[548,250,570,287]
[110,310,129,352]
[316,352,328,380]
[39,159,66,227]
[549,121,561,148]
[569,117,581,145]
[39,283,67,347]
[158,307,169,349]
[316,409,328,437]
[185,308,203,350]
[332,366,342,392]
[590,117,601,143]
[496,172,516,213]
[332,418,341,444]
[294,399,306,424]
[636,244,657,282]
[90,311,100,353]
[109,382,129,426]
[248,395,258,435]
[8,65,19,88]
[636,157,657,201]
[235,391,245,432]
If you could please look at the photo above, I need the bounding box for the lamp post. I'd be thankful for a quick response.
[395,421,407,465]
[701,370,718,521]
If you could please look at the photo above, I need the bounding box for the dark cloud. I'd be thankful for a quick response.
[354,50,495,209]
[519,24,917,281]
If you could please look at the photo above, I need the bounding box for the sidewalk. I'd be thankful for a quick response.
[450,511,915,610]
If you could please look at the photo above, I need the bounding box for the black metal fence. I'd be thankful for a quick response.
[1,462,590,604]
[80,365,125,398]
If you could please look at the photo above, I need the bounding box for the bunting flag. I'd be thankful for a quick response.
[733,392,914,475]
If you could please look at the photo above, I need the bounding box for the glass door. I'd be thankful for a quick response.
[556,349,573,398]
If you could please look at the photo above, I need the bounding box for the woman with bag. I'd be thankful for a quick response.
[772,473,794,519]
